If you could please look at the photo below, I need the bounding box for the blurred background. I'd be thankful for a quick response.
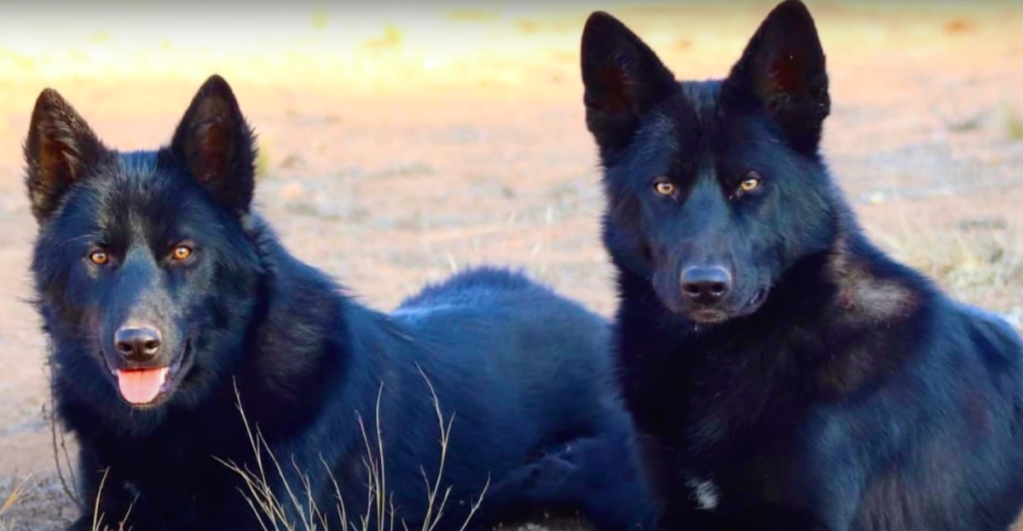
[0,1,1021,529]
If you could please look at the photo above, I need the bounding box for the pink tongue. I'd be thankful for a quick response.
[116,368,169,405]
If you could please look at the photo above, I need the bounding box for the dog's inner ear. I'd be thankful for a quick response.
[723,0,830,152]
[171,75,256,213]
[581,12,678,154]
[24,89,106,224]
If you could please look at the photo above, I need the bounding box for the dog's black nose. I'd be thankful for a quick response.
[680,266,732,304]
[114,326,162,361]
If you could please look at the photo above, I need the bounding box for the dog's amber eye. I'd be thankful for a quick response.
[739,174,761,193]
[654,180,675,196]
[171,246,193,261]
[88,250,109,265]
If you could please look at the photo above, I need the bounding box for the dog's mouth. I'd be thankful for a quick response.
[682,288,770,325]
[117,367,170,405]
[687,309,730,324]
[106,341,192,409]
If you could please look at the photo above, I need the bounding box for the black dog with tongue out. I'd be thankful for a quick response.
[25,75,657,531]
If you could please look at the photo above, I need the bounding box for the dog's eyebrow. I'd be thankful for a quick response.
[53,233,104,251]
[625,113,679,176]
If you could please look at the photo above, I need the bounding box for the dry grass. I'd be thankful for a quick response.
[877,221,1023,326]
[221,368,490,531]
[0,476,75,531]
[0,479,26,531]
[909,232,1022,291]
[3,368,497,531]
[85,470,133,531]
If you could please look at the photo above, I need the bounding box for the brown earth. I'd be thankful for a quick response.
[1,1,1022,529]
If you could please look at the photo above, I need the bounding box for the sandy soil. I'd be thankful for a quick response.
[0,1,1022,529]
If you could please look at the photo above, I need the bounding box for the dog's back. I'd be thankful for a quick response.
[852,298,1023,531]
[393,267,621,436]
[383,267,653,526]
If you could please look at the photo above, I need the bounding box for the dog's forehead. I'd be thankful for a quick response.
[660,81,787,178]
[69,151,206,238]
[117,151,162,182]
[631,113,679,169]
[74,151,168,202]
[99,150,200,201]
[669,81,728,153]
[627,81,726,181]
[678,81,721,125]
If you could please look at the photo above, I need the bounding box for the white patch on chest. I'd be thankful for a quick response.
[686,476,720,510]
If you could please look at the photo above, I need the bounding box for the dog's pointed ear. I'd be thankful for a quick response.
[581,11,678,155]
[722,0,829,153]
[24,89,106,224]
[171,75,257,213]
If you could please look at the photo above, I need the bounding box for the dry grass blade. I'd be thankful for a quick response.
[417,364,455,531]
[88,468,137,531]
[0,478,29,531]
[45,357,81,510]
[222,374,490,531]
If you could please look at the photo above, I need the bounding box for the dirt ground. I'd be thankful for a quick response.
[1,1,1022,529]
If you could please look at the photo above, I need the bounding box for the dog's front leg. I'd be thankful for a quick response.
[65,448,163,531]
[489,436,660,531]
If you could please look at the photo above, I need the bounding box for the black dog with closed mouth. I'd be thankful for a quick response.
[25,75,656,531]
[581,1,1023,529]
